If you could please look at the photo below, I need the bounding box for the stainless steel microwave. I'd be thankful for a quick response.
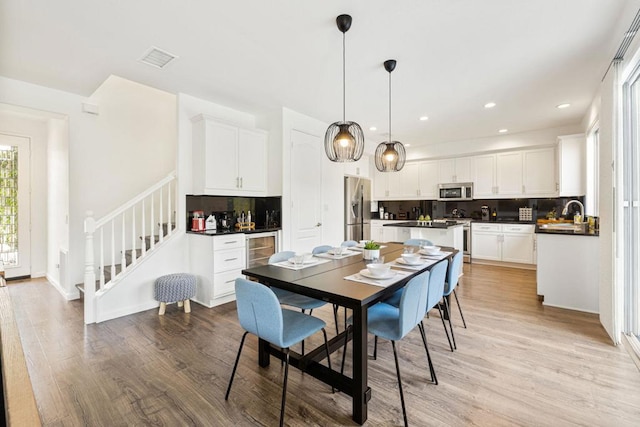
[438,183,474,201]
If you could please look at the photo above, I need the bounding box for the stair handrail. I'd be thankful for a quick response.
[95,172,176,228]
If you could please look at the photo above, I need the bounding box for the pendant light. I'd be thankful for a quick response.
[325,14,365,162]
[375,59,406,172]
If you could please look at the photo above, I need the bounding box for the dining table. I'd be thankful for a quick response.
[241,243,457,425]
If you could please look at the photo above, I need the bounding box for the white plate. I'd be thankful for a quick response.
[419,250,444,256]
[288,257,316,265]
[360,269,395,280]
[328,249,348,255]
[396,257,423,266]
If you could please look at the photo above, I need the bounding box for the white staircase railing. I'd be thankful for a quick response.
[83,172,177,324]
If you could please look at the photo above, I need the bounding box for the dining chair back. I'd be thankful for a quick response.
[226,278,333,427]
[404,238,433,247]
[341,240,358,247]
[425,259,455,353]
[442,251,466,350]
[269,251,296,264]
[345,270,430,427]
[312,245,333,255]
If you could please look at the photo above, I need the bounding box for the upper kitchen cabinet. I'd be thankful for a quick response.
[438,156,473,183]
[522,147,557,196]
[417,160,439,199]
[473,154,497,198]
[344,155,370,178]
[558,134,585,197]
[473,148,556,198]
[373,160,438,200]
[192,115,268,196]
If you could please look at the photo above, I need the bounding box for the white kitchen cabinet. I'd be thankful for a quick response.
[418,160,439,199]
[344,155,370,178]
[473,154,497,198]
[189,233,246,308]
[522,147,557,196]
[472,223,535,266]
[471,223,502,261]
[558,134,585,196]
[397,162,420,198]
[192,115,267,195]
[371,223,384,242]
[383,226,410,243]
[496,151,523,196]
[373,168,401,199]
[438,157,473,183]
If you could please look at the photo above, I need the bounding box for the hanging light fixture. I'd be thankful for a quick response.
[325,14,365,162]
[375,59,406,172]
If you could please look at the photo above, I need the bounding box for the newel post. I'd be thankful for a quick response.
[84,210,97,324]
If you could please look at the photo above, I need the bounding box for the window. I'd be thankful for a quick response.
[0,146,18,266]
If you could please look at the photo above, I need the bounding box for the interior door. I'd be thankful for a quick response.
[290,130,322,252]
[0,134,30,278]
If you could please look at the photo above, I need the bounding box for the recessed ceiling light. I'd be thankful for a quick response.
[556,103,571,109]
[419,116,429,121]
[484,102,496,109]
[369,126,377,131]
[498,129,508,133]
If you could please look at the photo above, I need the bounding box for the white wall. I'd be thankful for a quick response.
[47,117,69,290]
[406,125,582,160]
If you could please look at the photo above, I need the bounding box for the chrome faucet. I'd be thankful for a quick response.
[562,200,584,222]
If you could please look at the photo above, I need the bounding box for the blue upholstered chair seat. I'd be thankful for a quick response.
[363,302,402,341]
[280,309,326,348]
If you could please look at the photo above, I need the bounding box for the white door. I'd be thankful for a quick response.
[290,130,322,252]
[0,134,30,278]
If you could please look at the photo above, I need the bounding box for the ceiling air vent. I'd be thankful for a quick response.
[138,46,178,69]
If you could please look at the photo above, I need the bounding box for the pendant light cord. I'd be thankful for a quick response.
[342,32,346,123]
[388,70,392,143]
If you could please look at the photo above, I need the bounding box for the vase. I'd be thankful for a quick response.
[363,249,380,261]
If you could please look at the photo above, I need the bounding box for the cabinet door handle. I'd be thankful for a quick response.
[225,279,235,284]
[556,182,559,191]
[236,177,240,188]
[224,241,238,244]
[240,177,243,188]
[522,185,525,194]
[224,257,238,262]
[316,222,322,227]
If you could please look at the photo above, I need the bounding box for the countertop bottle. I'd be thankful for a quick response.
[247,210,252,223]
[491,208,497,221]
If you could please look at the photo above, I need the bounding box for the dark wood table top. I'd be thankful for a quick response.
[242,244,457,308]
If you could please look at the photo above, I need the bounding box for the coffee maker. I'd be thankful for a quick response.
[481,205,490,221]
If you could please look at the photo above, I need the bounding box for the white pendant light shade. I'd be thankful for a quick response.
[325,14,364,162]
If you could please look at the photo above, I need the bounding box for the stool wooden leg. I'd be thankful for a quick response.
[158,302,166,316]
[184,300,191,314]
[177,301,184,308]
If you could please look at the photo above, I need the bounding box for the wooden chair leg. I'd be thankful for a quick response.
[184,299,191,313]
[158,302,166,315]
[177,301,184,307]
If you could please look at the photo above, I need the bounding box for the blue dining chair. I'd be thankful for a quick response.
[312,245,333,255]
[443,251,466,350]
[341,240,358,247]
[404,238,433,247]
[381,259,454,356]
[268,252,339,339]
[340,271,431,427]
[225,278,333,427]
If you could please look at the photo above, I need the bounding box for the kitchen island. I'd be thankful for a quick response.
[383,221,464,252]
[536,226,599,313]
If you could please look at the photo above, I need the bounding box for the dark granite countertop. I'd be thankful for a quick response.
[187,227,281,236]
[382,221,462,229]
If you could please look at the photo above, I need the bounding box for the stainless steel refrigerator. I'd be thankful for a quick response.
[345,176,371,242]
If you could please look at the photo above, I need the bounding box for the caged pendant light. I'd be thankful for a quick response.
[375,59,406,172]
[325,14,365,162]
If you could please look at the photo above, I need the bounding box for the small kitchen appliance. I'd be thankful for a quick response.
[519,208,533,222]
[438,182,474,201]
[481,205,490,221]
[191,210,205,231]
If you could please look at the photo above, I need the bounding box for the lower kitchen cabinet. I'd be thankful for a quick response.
[472,223,535,266]
[189,233,246,307]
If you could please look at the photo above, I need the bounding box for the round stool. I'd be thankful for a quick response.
[154,273,196,315]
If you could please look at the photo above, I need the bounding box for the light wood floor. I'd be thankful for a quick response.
[8,264,640,426]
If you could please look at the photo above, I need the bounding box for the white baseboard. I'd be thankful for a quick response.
[46,274,80,300]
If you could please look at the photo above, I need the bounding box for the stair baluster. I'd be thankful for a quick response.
[150,193,155,251]
[141,199,146,257]
[120,214,127,273]
[166,182,172,237]
[159,188,164,243]
[99,228,105,289]
[110,220,116,282]
[131,206,137,265]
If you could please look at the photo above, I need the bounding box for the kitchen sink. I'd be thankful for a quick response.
[539,223,586,232]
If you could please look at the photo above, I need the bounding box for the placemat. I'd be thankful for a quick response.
[344,269,411,287]
[273,258,331,270]
[314,251,360,260]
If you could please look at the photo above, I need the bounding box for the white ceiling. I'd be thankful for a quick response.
[0,1,634,147]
